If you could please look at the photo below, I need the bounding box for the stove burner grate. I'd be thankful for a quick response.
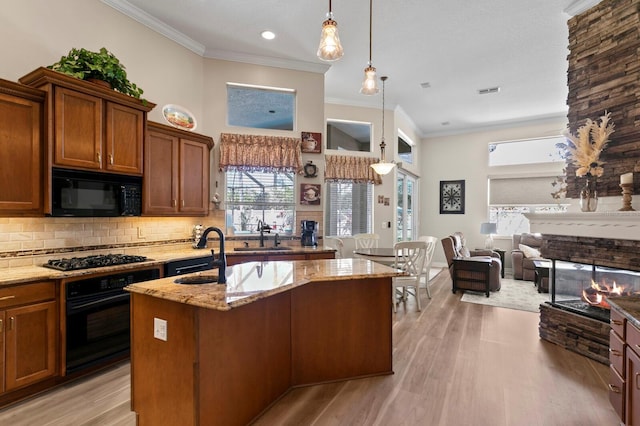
[45,254,148,271]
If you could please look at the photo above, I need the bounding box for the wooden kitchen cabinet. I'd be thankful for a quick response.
[19,67,154,176]
[144,121,213,216]
[0,281,57,394]
[0,79,45,216]
[227,250,335,266]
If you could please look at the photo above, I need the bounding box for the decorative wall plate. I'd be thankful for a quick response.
[162,104,197,131]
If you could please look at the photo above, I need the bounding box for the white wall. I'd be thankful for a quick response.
[420,117,568,267]
[0,0,205,124]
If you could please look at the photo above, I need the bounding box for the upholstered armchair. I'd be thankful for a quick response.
[511,233,546,281]
[441,232,502,295]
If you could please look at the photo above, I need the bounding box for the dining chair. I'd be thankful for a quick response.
[392,240,428,312]
[324,236,345,258]
[354,233,380,249]
[418,235,438,298]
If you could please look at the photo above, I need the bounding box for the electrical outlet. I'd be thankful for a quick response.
[381,221,387,229]
[137,227,145,239]
[154,317,167,341]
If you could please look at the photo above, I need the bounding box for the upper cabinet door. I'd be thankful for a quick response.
[179,138,209,214]
[105,102,144,175]
[54,87,102,170]
[0,85,44,215]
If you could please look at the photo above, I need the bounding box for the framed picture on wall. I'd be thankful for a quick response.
[301,131,322,153]
[440,180,465,214]
[300,183,321,205]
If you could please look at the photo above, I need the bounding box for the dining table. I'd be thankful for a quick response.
[353,247,399,266]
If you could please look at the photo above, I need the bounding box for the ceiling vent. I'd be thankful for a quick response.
[478,86,501,95]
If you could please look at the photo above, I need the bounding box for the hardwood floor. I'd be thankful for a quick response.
[0,270,620,425]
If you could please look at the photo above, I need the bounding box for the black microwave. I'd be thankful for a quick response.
[51,168,142,217]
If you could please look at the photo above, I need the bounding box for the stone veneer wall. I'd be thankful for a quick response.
[566,0,640,198]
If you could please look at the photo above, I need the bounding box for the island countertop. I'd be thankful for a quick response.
[125,258,400,311]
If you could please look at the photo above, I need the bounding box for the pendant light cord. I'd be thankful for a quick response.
[368,0,373,64]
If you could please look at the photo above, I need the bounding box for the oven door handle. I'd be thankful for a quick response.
[68,293,130,312]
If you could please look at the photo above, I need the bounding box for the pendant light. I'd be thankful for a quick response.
[317,0,344,61]
[360,0,379,95]
[371,76,395,176]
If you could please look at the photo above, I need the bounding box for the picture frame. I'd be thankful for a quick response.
[300,183,321,205]
[301,131,322,153]
[440,180,465,214]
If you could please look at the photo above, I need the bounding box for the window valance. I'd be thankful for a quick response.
[325,155,382,185]
[219,133,303,173]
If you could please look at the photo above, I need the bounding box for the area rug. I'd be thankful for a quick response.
[460,276,549,313]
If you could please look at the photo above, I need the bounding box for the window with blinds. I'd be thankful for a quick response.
[225,170,295,235]
[325,182,373,236]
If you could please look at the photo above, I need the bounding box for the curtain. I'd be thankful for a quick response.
[324,155,382,185]
[219,133,303,173]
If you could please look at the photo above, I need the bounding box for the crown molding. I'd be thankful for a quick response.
[102,0,206,55]
[204,49,330,74]
[563,0,602,16]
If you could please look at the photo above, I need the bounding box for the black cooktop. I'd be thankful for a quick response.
[44,254,149,271]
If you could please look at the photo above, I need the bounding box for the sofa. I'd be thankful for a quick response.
[511,233,546,281]
[441,232,502,294]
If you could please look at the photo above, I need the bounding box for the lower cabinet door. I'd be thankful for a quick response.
[5,301,57,391]
[627,347,640,426]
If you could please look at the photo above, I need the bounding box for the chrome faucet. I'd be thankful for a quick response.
[257,220,271,247]
[274,233,280,247]
[194,226,226,284]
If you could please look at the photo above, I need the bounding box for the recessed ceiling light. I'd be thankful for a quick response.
[261,30,276,40]
[477,86,501,95]
[441,121,450,126]
[420,82,431,89]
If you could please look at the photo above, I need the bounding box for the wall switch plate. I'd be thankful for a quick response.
[154,317,167,341]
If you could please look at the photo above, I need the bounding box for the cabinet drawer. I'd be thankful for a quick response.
[611,329,625,376]
[609,364,625,421]
[611,308,626,339]
[627,321,640,357]
[0,282,55,308]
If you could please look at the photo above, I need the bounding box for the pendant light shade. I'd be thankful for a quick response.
[317,0,344,61]
[360,0,379,95]
[371,76,395,176]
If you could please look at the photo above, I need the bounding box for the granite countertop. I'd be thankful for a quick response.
[609,296,640,329]
[0,244,336,287]
[125,258,401,311]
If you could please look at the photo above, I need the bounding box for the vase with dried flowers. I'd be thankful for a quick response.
[564,112,615,212]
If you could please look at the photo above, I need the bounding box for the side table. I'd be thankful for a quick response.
[532,259,551,293]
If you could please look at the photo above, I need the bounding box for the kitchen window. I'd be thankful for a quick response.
[225,170,295,235]
[325,182,373,236]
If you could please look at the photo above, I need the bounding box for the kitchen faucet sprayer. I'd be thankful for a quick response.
[195,226,226,284]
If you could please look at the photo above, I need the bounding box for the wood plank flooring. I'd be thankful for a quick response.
[0,270,620,425]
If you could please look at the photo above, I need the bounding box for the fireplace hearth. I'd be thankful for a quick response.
[525,211,640,363]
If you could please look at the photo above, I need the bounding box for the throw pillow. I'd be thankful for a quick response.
[519,244,541,259]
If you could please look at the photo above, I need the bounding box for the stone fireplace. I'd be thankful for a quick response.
[526,212,640,363]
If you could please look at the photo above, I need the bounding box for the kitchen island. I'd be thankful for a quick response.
[125,258,400,426]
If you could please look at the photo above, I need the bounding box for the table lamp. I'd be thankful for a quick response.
[480,222,497,250]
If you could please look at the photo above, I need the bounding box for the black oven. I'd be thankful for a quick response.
[64,268,159,374]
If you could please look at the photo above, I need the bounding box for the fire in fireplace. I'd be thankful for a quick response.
[550,260,640,323]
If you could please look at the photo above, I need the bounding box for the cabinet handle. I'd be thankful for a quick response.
[109,154,114,165]
[0,295,16,301]
[97,152,102,163]
[611,319,623,326]
[181,200,185,207]
[609,348,622,357]
[0,319,3,333]
[608,384,621,393]
[9,316,14,331]
[172,199,177,207]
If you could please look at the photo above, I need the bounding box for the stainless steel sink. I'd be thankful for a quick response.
[233,246,293,251]
[174,275,219,284]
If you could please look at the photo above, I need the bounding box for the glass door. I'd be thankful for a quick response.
[397,171,418,241]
